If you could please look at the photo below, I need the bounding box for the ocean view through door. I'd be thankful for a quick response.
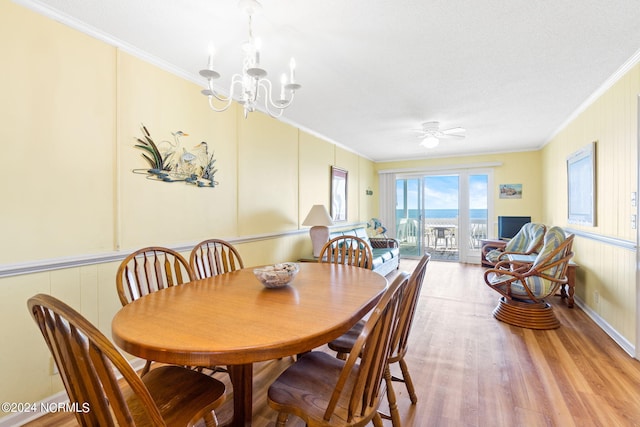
[395,172,490,263]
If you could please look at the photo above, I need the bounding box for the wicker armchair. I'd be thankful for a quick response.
[484,227,574,329]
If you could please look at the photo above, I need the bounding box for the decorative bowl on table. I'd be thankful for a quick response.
[253,262,300,288]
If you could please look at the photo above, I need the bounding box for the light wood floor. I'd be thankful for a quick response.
[25,260,640,426]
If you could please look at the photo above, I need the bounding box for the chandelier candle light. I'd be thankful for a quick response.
[199,0,301,118]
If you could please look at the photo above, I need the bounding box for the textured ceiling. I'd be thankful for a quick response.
[17,0,640,161]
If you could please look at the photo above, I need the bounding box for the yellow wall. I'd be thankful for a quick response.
[237,112,299,235]
[0,2,376,415]
[541,62,640,345]
[359,157,378,219]
[0,1,116,263]
[299,131,335,221]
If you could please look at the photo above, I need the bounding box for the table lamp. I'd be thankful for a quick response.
[302,205,334,257]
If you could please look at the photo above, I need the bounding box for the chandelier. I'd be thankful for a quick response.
[199,0,301,118]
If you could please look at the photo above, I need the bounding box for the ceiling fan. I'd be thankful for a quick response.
[414,121,466,148]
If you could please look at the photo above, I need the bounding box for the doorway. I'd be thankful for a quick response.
[395,170,491,263]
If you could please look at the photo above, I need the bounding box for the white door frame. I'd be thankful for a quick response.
[636,94,640,359]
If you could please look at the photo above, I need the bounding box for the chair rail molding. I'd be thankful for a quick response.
[0,222,367,279]
[564,228,637,251]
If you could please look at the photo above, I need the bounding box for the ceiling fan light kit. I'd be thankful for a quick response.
[421,135,440,148]
[416,121,466,149]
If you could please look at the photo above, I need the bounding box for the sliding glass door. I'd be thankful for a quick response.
[468,174,489,260]
[424,175,460,261]
[396,178,423,257]
[395,170,491,263]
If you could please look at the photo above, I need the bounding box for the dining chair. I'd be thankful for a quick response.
[433,227,452,250]
[189,238,244,279]
[424,227,435,248]
[328,254,431,426]
[116,246,195,375]
[267,272,410,427]
[28,293,225,427]
[318,235,373,269]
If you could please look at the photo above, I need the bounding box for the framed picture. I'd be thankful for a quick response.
[331,166,348,221]
[567,141,596,226]
[499,184,522,199]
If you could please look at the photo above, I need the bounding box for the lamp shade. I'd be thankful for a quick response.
[302,205,333,227]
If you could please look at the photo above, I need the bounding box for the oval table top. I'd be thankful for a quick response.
[111,262,388,367]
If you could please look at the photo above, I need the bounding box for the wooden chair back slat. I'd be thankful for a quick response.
[190,239,245,279]
[318,235,373,269]
[140,253,157,294]
[116,246,194,306]
[88,344,133,426]
[160,254,172,287]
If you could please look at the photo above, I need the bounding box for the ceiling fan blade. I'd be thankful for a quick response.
[441,127,466,135]
[412,121,465,146]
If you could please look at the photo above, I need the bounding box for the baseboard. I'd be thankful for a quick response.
[0,358,147,427]
[574,295,636,358]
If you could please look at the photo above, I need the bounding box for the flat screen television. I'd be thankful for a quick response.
[498,216,531,240]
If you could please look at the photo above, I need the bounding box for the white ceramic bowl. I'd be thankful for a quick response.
[253,262,300,288]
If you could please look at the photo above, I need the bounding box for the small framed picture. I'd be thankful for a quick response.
[499,184,522,199]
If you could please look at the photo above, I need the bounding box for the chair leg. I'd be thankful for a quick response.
[380,366,402,427]
[204,411,218,427]
[296,351,310,360]
[398,358,418,404]
[372,412,384,427]
[140,360,152,377]
[276,412,289,426]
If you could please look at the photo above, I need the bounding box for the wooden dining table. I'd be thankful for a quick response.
[111,262,388,427]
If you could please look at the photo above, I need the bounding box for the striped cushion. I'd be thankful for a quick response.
[523,226,567,297]
[490,275,553,299]
[532,227,566,268]
[485,248,505,263]
[486,223,545,263]
[504,222,545,253]
[490,226,568,299]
